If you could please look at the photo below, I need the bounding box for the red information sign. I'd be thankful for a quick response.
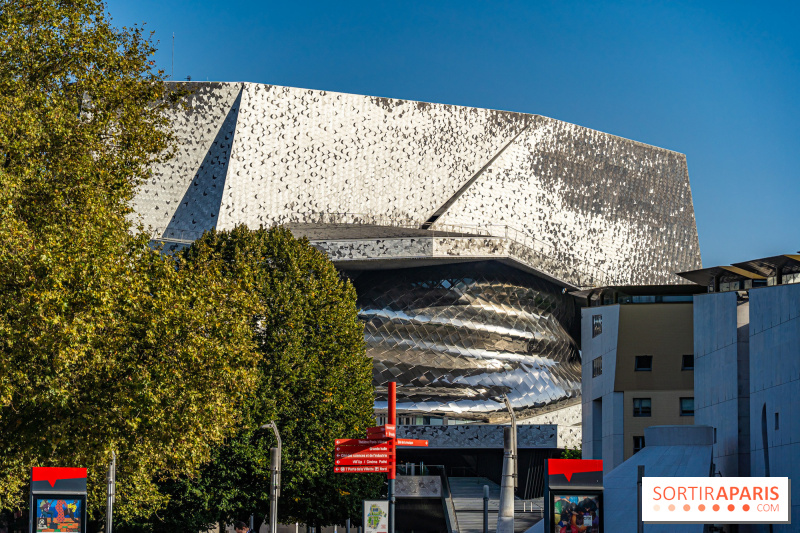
[366,424,396,439]
[335,450,393,458]
[396,438,429,447]
[335,456,394,466]
[333,383,429,477]
[335,439,389,446]
[334,466,392,473]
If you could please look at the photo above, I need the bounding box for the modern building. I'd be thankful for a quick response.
[680,253,800,531]
[576,285,705,473]
[131,80,703,491]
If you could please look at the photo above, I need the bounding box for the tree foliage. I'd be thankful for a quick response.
[138,227,383,532]
[560,446,582,460]
[0,0,258,523]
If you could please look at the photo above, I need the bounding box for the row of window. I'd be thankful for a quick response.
[633,397,694,417]
[591,354,694,377]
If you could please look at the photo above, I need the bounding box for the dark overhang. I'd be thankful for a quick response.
[676,265,765,287]
[731,254,800,279]
[570,283,705,301]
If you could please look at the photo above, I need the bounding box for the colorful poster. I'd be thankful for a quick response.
[362,500,388,533]
[552,494,600,533]
[35,497,82,533]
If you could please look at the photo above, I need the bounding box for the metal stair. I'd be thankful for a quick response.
[448,477,542,533]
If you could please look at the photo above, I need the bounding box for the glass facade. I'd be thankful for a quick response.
[349,261,581,417]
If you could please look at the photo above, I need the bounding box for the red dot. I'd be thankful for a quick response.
[683,504,691,511]
[743,504,750,512]
[698,504,706,511]
[728,504,735,512]
[668,504,676,511]
[713,504,720,512]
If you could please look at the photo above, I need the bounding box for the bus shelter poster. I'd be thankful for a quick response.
[553,494,600,533]
[35,497,83,533]
[362,500,388,533]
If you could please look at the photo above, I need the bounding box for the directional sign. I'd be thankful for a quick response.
[366,424,396,439]
[396,438,428,447]
[336,441,392,451]
[334,466,392,473]
[336,439,390,446]
[335,451,393,459]
[336,457,395,466]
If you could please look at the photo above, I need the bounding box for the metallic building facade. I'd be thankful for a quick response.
[351,262,580,418]
[132,81,703,420]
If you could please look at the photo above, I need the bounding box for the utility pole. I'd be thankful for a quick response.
[497,427,515,533]
[261,422,282,533]
[502,394,518,489]
[105,451,116,533]
[171,33,174,80]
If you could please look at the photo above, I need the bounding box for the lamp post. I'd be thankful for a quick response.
[261,422,282,533]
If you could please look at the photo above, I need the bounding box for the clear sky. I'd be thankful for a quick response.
[107,0,799,267]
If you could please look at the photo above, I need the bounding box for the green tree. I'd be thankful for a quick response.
[0,0,258,524]
[560,446,582,459]
[142,227,382,533]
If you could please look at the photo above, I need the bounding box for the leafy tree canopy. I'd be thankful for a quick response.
[0,0,258,523]
[137,227,382,533]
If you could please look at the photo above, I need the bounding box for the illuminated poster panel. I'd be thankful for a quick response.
[34,496,85,533]
[552,494,601,533]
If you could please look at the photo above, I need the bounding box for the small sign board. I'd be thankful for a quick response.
[642,477,790,525]
[366,425,396,439]
[363,500,389,533]
[395,438,428,447]
[336,456,394,466]
[337,466,393,473]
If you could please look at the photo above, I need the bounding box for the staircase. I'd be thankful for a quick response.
[448,477,542,533]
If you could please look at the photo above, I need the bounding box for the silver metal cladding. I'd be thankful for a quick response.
[351,261,581,418]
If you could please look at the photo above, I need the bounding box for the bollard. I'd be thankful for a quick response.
[483,485,489,533]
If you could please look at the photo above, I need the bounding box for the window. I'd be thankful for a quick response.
[775,412,780,430]
[633,398,651,417]
[682,354,694,370]
[714,427,717,444]
[592,315,603,337]
[592,356,603,377]
[633,436,645,454]
[635,355,653,371]
[680,397,694,417]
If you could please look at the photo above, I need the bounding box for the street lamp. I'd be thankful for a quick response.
[261,422,282,533]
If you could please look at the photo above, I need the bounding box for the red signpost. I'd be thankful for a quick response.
[333,382,427,533]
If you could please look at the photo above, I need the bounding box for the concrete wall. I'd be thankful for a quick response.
[693,291,751,478]
[581,305,623,473]
[748,283,800,531]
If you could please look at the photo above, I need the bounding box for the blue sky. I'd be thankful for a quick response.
[108,0,799,267]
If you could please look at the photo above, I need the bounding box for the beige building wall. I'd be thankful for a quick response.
[615,303,694,390]
[616,303,695,461]
[623,389,694,458]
